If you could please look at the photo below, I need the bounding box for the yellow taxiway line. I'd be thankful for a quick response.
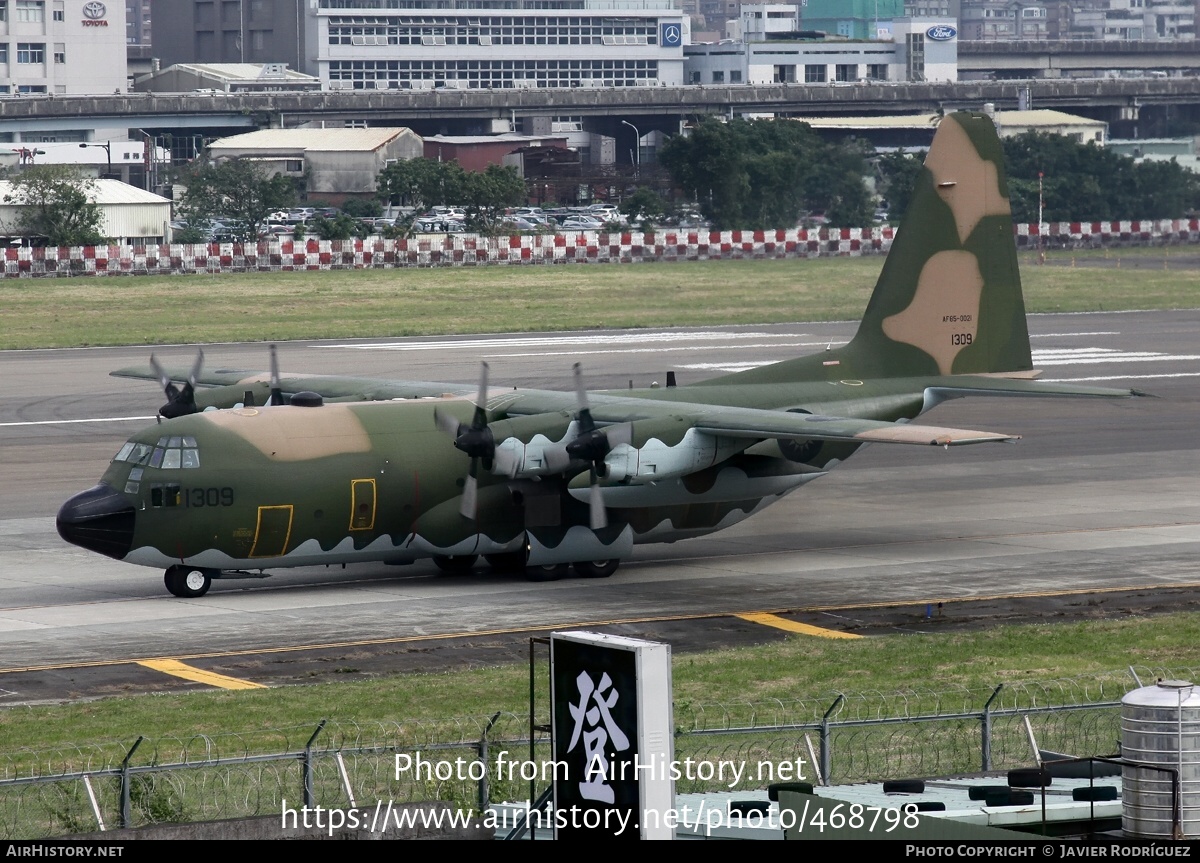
[736,612,863,639]
[4,579,1198,676]
[137,659,267,690]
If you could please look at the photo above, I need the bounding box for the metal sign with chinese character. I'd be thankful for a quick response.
[550,631,674,840]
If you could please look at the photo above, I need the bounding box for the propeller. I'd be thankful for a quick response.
[545,363,632,530]
[150,349,204,419]
[433,362,493,520]
[267,344,286,406]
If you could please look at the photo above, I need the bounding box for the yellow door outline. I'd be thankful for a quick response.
[250,504,293,557]
[350,479,377,531]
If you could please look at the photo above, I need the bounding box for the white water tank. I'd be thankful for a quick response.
[1121,679,1200,838]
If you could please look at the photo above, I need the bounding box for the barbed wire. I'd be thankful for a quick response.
[2,665,1193,837]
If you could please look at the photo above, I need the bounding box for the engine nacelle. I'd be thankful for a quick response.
[603,426,744,484]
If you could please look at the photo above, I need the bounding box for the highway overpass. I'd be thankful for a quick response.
[1,77,1195,143]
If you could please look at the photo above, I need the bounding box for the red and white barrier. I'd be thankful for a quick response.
[3,221,1194,278]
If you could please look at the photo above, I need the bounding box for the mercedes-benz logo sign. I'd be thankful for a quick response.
[661,23,681,47]
[926,24,957,41]
[82,1,107,19]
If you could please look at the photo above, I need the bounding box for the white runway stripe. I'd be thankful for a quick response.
[0,415,154,428]
[318,331,804,351]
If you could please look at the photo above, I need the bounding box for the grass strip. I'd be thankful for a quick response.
[1,250,1198,350]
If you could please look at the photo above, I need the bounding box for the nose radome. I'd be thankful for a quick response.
[56,483,135,560]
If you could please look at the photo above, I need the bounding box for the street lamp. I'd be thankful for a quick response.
[79,141,113,180]
[620,119,640,176]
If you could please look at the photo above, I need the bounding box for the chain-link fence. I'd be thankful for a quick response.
[2,664,1191,839]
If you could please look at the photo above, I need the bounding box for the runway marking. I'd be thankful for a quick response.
[0,415,154,428]
[481,342,839,359]
[316,332,806,351]
[681,345,1200,375]
[736,612,862,639]
[136,659,267,690]
[6,580,1199,676]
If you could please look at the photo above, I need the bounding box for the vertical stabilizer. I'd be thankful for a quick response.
[842,111,1033,378]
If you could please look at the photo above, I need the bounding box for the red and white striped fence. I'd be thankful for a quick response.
[2,221,1196,278]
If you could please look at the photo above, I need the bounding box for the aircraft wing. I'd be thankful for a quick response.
[505,395,1021,448]
[693,413,1018,446]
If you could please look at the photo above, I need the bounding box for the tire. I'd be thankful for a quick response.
[485,551,527,574]
[573,559,620,579]
[431,554,478,575]
[1008,768,1051,788]
[526,563,569,582]
[1073,786,1118,802]
[882,779,925,794]
[164,566,212,598]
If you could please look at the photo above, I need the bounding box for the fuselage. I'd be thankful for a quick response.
[56,375,924,574]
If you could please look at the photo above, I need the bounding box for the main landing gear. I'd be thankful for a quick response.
[431,554,621,582]
[164,565,215,598]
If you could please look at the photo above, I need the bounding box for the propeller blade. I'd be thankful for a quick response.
[588,467,607,530]
[187,349,204,390]
[543,440,573,473]
[434,407,462,437]
[149,354,176,398]
[572,362,596,432]
[150,350,203,418]
[471,361,490,430]
[605,422,633,448]
[460,463,479,520]
[268,344,285,406]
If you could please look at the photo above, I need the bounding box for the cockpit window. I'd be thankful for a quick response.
[113,439,199,469]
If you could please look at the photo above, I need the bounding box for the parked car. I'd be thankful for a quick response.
[560,216,605,230]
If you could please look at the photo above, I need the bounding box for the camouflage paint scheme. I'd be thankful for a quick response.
[57,113,1140,597]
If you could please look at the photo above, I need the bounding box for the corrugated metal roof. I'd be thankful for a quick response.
[0,178,170,206]
[209,128,415,153]
[792,110,1102,130]
[173,63,319,83]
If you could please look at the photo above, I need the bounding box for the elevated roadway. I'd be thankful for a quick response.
[2,78,1196,139]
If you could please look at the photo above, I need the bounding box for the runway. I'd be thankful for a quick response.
[1,310,1199,701]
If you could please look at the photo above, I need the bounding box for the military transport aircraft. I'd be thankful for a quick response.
[57,112,1142,598]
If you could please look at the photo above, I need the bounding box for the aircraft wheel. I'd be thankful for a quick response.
[164,566,213,598]
[526,563,569,582]
[431,554,478,575]
[485,552,527,574]
[573,559,619,579]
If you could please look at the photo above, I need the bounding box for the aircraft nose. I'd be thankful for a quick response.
[56,484,135,560]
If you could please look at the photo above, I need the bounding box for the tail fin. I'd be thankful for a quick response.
[843,111,1032,378]
[698,111,1033,387]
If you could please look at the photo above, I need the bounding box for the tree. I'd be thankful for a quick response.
[341,198,382,219]
[178,159,296,242]
[461,164,527,231]
[376,158,466,213]
[1001,131,1200,221]
[2,165,106,246]
[620,187,669,230]
[875,149,923,219]
[659,117,873,230]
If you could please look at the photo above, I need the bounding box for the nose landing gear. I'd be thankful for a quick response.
[164,566,215,598]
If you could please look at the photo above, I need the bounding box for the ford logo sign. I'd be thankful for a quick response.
[82,1,106,18]
[926,24,956,41]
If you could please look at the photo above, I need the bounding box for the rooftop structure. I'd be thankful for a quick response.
[134,63,322,94]
[207,127,424,203]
